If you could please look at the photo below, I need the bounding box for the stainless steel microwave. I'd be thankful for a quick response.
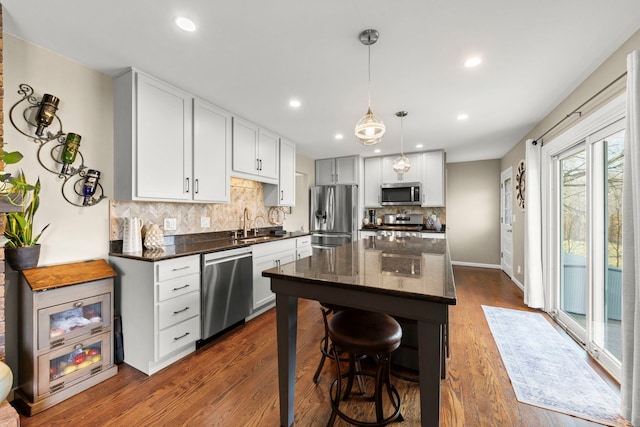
[380,182,421,206]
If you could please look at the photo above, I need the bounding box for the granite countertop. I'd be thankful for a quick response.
[360,225,446,233]
[109,230,311,262]
[263,236,457,305]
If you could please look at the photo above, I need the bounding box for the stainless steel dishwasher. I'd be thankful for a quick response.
[199,246,253,346]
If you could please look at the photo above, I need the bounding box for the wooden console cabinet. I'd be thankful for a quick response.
[13,260,118,416]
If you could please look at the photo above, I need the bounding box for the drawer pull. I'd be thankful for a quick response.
[173,284,190,291]
[90,366,103,375]
[173,306,190,315]
[74,343,84,350]
[91,326,103,335]
[50,383,65,393]
[171,266,190,272]
[74,301,83,308]
[174,332,190,341]
[50,338,64,349]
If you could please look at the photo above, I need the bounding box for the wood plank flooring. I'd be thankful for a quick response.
[14,266,623,426]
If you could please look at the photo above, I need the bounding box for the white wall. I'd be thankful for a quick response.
[4,34,113,266]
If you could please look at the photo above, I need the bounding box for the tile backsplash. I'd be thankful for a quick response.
[110,177,280,240]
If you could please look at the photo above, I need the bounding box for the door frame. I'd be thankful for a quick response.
[500,167,513,278]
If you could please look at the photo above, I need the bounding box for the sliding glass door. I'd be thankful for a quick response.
[558,145,588,340]
[544,98,624,380]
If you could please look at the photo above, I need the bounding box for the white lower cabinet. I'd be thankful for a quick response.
[296,235,312,259]
[251,239,296,312]
[359,230,378,240]
[109,255,201,375]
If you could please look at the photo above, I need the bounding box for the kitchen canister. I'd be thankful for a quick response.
[122,217,143,253]
[144,223,165,250]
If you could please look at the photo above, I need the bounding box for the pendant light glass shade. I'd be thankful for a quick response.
[355,107,385,145]
[393,111,411,173]
[393,154,411,173]
[355,29,385,146]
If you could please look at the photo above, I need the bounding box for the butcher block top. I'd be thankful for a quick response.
[21,259,117,292]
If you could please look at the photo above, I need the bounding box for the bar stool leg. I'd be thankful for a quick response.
[313,306,333,383]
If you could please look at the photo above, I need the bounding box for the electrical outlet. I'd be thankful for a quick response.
[201,217,211,228]
[164,218,177,231]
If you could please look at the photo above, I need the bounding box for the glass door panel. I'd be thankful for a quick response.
[600,131,624,360]
[559,147,587,331]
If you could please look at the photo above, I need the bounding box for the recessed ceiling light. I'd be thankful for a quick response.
[457,113,469,121]
[464,56,482,68]
[335,133,344,140]
[175,17,196,32]
[374,149,381,153]
[415,144,424,149]
[289,99,301,108]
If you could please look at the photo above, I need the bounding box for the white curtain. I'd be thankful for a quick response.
[622,49,640,425]
[524,138,545,308]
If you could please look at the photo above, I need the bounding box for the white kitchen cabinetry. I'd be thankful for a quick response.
[193,98,232,202]
[264,138,296,206]
[114,69,192,201]
[296,235,312,259]
[381,153,423,184]
[316,156,359,185]
[359,230,378,240]
[251,239,296,312]
[113,68,231,202]
[363,157,382,207]
[109,255,201,375]
[232,117,279,184]
[422,150,445,207]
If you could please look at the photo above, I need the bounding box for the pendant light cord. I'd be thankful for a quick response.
[367,39,372,108]
[400,114,404,155]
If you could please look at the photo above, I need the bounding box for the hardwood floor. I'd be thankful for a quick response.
[14,266,623,426]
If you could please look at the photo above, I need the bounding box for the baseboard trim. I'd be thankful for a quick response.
[451,261,502,269]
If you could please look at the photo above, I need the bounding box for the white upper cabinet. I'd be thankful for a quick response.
[363,157,382,207]
[193,98,232,203]
[381,153,423,184]
[316,156,359,185]
[422,150,445,207]
[113,68,231,203]
[264,138,296,206]
[232,117,279,184]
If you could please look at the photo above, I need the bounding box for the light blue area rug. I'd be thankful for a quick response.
[482,305,625,426]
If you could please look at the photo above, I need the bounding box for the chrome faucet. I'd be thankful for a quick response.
[243,208,250,238]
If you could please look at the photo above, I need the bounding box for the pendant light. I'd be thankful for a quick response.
[355,29,385,145]
[393,111,411,174]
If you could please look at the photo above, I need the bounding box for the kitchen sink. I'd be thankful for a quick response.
[237,236,273,244]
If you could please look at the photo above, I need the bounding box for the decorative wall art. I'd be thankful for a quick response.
[515,159,526,210]
[9,83,106,207]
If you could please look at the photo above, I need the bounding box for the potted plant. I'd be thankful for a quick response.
[3,172,50,270]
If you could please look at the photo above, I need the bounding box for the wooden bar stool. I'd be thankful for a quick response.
[327,309,403,426]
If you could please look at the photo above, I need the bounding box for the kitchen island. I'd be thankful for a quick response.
[263,236,456,427]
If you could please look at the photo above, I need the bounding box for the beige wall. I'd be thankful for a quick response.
[501,27,640,287]
[446,160,501,266]
[4,34,114,265]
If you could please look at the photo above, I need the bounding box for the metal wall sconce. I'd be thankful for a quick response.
[8,83,107,207]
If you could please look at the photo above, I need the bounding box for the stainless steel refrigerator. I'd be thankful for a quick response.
[310,185,358,253]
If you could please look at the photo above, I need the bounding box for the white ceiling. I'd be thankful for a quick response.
[3,0,640,163]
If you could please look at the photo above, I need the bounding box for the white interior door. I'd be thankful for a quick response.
[500,168,513,277]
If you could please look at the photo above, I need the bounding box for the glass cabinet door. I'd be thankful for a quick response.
[38,293,111,350]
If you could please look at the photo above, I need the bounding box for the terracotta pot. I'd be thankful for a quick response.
[5,244,41,271]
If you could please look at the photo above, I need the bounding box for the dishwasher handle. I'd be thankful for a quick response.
[204,252,252,265]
